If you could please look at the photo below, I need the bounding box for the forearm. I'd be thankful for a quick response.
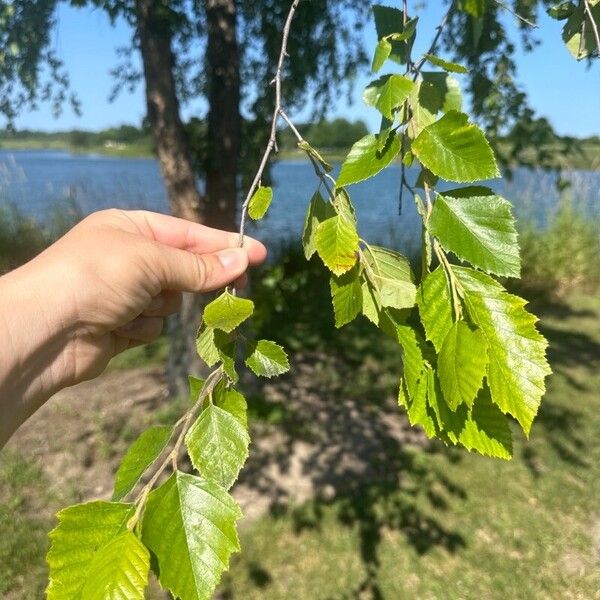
[0,261,74,447]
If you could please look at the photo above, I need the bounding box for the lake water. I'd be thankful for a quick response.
[1,149,599,255]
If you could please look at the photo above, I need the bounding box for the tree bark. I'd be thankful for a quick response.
[135,0,242,399]
[135,0,206,398]
[204,0,241,232]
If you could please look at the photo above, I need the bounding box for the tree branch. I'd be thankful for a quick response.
[238,0,302,243]
[493,0,538,29]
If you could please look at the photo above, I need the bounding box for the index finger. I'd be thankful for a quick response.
[123,210,267,265]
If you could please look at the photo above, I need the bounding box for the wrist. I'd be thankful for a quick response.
[0,257,77,445]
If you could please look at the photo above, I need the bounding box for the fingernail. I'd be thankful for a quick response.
[216,248,246,271]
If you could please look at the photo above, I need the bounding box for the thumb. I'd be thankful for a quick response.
[153,246,250,293]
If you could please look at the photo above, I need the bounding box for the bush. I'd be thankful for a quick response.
[518,196,600,298]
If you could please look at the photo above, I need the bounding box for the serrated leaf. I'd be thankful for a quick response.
[298,140,333,173]
[363,244,416,310]
[212,380,248,428]
[80,531,149,600]
[185,403,250,490]
[196,326,220,367]
[333,187,357,223]
[395,325,437,438]
[430,187,521,277]
[203,291,254,333]
[372,38,392,72]
[438,321,488,410]
[427,371,512,459]
[315,213,359,276]
[142,472,242,600]
[248,186,273,220]
[424,54,468,73]
[453,266,551,435]
[417,267,453,352]
[47,501,133,599]
[331,266,362,328]
[373,6,416,64]
[337,130,401,187]
[112,426,172,501]
[302,190,335,260]
[363,74,414,121]
[412,110,499,182]
[460,388,513,459]
[562,0,600,59]
[245,339,290,378]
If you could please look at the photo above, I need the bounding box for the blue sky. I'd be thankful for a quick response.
[11,2,600,137]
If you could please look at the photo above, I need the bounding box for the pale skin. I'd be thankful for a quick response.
[0,209,267,448]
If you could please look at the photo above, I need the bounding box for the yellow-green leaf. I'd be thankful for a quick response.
[248,186,273,220]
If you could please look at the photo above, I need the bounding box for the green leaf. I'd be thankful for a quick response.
[337,130,401,187]
[189,376,206,403]
[426,372,513,459]
[453,267,551,435]
[80,531,149,600]
[438,321,488,410]
[372,38,392,72]
[298,140,333,173]
[421,72,463,113]
[302,190,335,260]
[245,339,290,378]
[112,426,172,501]
[362,244,417,310]
[203,291,254,333]
[430,187,521,277]
[460,388,513,459]
[331,266,362,328]
[395,326,437,438]
[47,501,133,599]
[218,336,239,384]
[248,186,273,220]
[196,326,220,367]
[373,6,416,64]
[562,0,600,59]
[417,267,453,353]
[412,110,499,183]
[212,380,248,428]
[424,53,468,73]
[547,1,576,20]
[315,213,359,276]
[361,274,382,325]
[333,187,357,223]
[142,472,242,600]
[407,74,462,138]
[363,74,414,121]
[185,404,250,490]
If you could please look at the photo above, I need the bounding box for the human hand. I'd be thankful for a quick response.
[0,209,266,445]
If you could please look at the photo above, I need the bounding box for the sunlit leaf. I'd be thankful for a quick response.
[245,339,290,378]
[203,291,254,333]
[142,472,242,600]
[363,74,414,120]
[302,190,335,260]
[424,53,468,73]
[331,266,362,328]
[248,186,273,220]
[411,110,499,182]
[315,213,359,276]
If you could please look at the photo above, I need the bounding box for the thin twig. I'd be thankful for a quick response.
[583,0,600,55]
[238,0,302,244]
[493,0,538,29]
[412,3,455,76]
[127,367,224,530]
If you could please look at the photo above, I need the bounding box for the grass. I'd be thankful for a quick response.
[220,292,600,599]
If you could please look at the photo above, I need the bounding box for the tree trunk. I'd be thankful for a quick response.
[135,0,242,398]
[204,0,241,232]
[135,0,206,399]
